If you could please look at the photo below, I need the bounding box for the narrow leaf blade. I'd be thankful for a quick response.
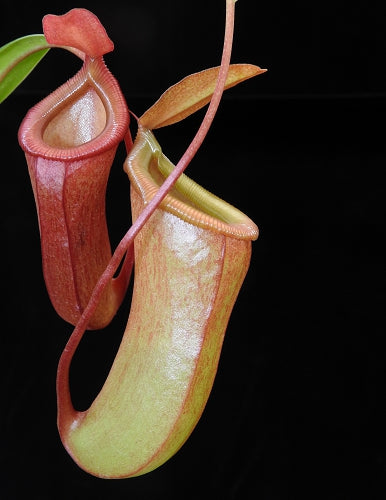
[139,64,267,129]
[0,35,50,103]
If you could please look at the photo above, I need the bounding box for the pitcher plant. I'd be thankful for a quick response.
[0,0,266,477]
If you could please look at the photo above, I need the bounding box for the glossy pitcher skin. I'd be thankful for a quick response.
[18,11,131,329]
[58,128,258,478]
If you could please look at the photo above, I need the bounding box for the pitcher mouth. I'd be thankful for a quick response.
[18,57,129,161]
[124,127,259,241]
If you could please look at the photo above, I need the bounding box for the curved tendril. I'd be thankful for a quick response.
[57,0,237,425]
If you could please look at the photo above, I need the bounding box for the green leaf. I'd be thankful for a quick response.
[0,34,50,104]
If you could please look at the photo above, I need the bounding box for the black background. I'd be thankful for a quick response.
[1,1,386,499]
